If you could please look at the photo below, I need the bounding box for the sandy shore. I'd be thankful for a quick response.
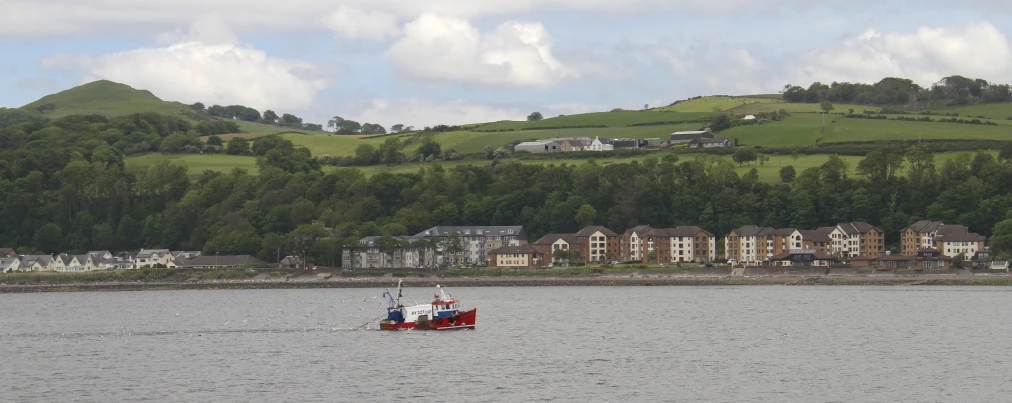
[4,272,1012,293]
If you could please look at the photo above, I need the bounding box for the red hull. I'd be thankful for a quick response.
[380,308,477,331]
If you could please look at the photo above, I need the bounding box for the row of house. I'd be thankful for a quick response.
[513,137,662,154]
[725,222,886,265]
[0,248,269,273]
[342,226,528,269]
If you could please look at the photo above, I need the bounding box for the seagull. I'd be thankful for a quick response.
[174,313,180,317]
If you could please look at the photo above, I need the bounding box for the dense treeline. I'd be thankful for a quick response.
[783,75,1012,106]
[6,117,1012,263]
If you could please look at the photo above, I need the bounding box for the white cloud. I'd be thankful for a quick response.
[323,6,400,39]
[387,14,576,88]
[0,0,858,37]
[42,41,329,111]
[784,22,1012,86]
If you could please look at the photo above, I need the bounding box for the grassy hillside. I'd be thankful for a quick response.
[474,110,711,131]
[656,96,780,113]
[20,80,329,136]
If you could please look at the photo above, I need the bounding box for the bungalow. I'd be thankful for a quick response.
[95,255,135,270]
[135,249,176,268]
[488,244,544,268]
[514,140,560,154]
[0,257,20,273]
[769,249,835,266]
[0,248,16,258]
[991,261,1010,272]
[875,249,950,270]
[88,251,113,261]
[669,130,715,144]
[68,254,92,272]
[688,138,731,149]
[52,254,70,272]
[176,255,264,269]
[279,255,303,270]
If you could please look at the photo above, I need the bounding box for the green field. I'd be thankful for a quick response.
[822,118,1012,143]
[474,111,711,131]
[125,154,262,174]
[656,96,781,113]
[729,102,879,114]
[718,114,829,147]
[927,103,1012,119]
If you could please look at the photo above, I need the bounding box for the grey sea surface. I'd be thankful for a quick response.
[2,286,1011,402]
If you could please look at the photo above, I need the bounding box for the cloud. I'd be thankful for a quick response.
[0,0,856,37]
[42,41,329,111]
[387,14,576,88]
[783,21,1012,86]
[323,6,400,39]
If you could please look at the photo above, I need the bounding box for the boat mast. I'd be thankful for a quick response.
[395,279,403,307]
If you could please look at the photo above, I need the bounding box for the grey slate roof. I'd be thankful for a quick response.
[533,234,578,245]
[799,229,831,243]
[416,226,526,238]
[575,226,618,237]
[838,222,881,235]
[907,220,945,233]
[136,249,170,258]
[730,225,766,237]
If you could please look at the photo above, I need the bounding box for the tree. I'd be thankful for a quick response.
[190,102,205,111]
[262,110,279,124]
[416,139,442,159]
[732,148,757,166]
[446,233,464,265]
[779,165,796,182]
[280,113,302,126]
[1000,142,1012,163]
[647,250,656,264]
[820,101,835,114]
[952,253,966,270]
[390,124,405,133]
[527,112,544,122]
[991,219,1012,257]
[206,135,223,146]
[710,114,732,132]
[575,204,597,227]
[35,223,63,254]
[226,137,250,155]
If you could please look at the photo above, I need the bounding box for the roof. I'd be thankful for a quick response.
[758,227,797,236]
[177,255,264,267]
[0,257,19,265]
[670,131,715,141]
[516,140,558,147]
[533,234,578,245]
[992,261,1009,266]
[838,222,881,235]
[769,250,835,260]
[935,225,969,235]
[624,225,654,237]
[690,137,730,144]
[416,226,525,238]
[0,248,15,255]
[279,256,302,265]
[730,225,765,237]
[671,130,710,135]
[73,254,89,263]
[575,226,618,237]
[136,249,170,258]
[906,220,945,233]
[490,244,540,255]
[799,229,831,243]
[88,250,112,257]
[878,255,951,261]
[666,226,715,237]
[936,232,986,242]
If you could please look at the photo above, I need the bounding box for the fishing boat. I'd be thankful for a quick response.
[379,280,477,331]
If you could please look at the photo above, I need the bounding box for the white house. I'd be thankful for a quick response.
[0,257,20,273]
[588,137,614,152]
[20,255,54,272]
[135,249,177,268]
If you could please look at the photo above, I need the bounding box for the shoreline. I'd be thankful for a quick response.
[5,273,1012,293]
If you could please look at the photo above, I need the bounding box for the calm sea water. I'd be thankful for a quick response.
[2,286,1012,402]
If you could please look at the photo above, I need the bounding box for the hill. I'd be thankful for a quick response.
[19,80,327,136]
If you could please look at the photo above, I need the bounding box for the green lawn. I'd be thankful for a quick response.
[279,132,404,157]
[930,103,1012,119]
[125,153,262,174]
[730,102,879,114]
[656,96,781,113]
[474,111,711,131]
[821,117,1012,143]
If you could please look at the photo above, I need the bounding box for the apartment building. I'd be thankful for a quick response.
[532,234,578,264]
[834,222,885,258]
[901,220,987,258]
[574,226,620,263]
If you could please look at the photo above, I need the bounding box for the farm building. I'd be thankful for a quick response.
[514,140,560,153]
[688,138,731,148]
[669,130,715,144]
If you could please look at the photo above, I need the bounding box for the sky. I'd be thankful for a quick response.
[3,0,1012,128]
